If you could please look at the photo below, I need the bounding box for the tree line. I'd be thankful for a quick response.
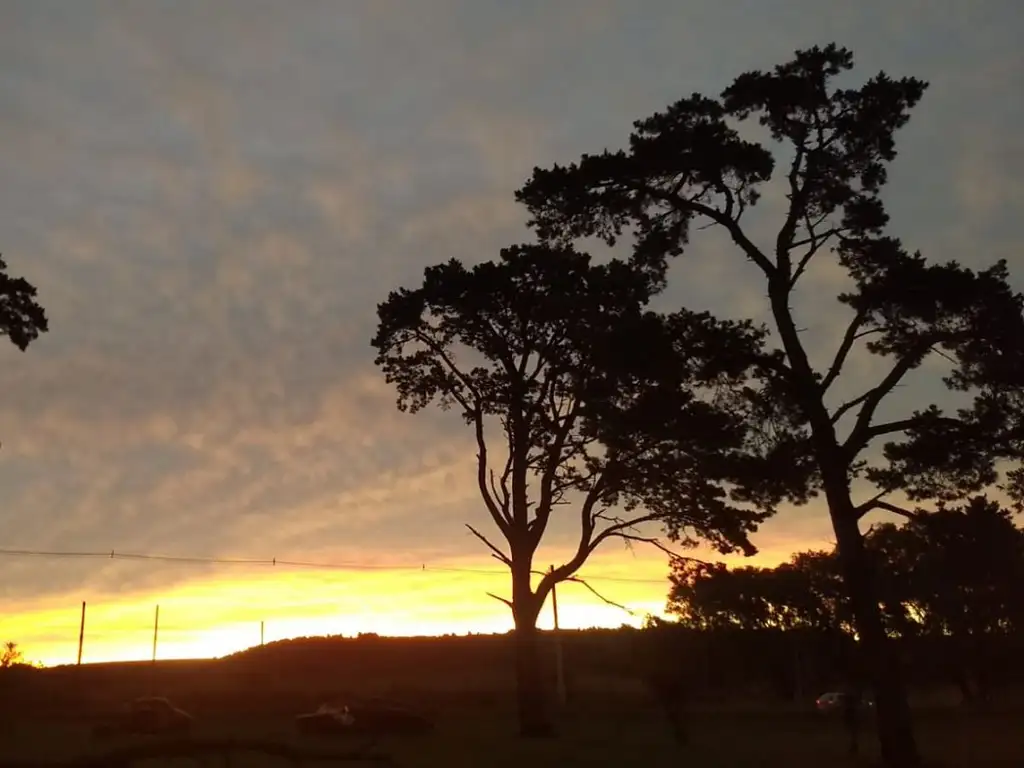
[666,495,1024,703]
[371,42,1024,767]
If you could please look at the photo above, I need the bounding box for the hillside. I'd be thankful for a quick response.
[2,628,643,721]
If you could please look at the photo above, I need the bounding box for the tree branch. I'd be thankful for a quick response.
[486,592,514,611]
[843,344,932,457]
[564,576,636,616]
[587,513,663,557]
[532,392,585,549]
[820,308,868,393]
[855,497,923,522]
[411,329,479,411]
[465,523,512,567]
[775,143,806,276]
[473,408,512,534]
[861,415,960,443]
[530,491,656,606]
[638,183,777,277]
[830,389,873,425]
[602,531,711,566]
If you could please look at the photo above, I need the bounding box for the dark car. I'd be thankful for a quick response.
[345,702,433,735]
[295,703,357,735]
[295,700,433,737]
[92,696,194,739]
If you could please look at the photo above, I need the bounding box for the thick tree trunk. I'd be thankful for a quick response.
[829,491,921,767]
[511,568,553,738]
[767,282,920,765]
[513,618,552,737]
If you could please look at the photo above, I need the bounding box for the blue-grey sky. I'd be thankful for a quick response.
[0,1,1021,613]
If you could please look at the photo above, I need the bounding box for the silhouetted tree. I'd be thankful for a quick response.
[0,255,48,351]
[668,554,847,633]
[371,244,792,736]
[0,641,24,669]
[515,43,1024,765]
[871,496,1024,700]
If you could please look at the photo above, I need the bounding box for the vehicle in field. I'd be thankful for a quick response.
[91,695,194,738]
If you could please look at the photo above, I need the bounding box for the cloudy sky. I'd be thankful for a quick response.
[0,1,1021,665]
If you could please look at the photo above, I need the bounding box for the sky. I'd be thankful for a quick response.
[0,0,1021,666]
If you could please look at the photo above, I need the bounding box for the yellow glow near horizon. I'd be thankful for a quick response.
[0,547,794,667]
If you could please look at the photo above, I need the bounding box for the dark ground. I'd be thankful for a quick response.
[1,633,1021,767]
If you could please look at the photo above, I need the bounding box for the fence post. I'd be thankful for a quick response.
[549,565,567,706]
[77,601,86,666]
[152,605,160,663]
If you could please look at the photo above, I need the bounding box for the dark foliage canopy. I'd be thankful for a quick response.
[668,496,1024,640]
[0,255,48,352]
[515,43,1024,516]
[371,244,800,591]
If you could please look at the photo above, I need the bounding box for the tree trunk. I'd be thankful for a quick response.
[513,618,552,737]
[511,569,553,738]
[766,282,919,765]
[829,493,921,767]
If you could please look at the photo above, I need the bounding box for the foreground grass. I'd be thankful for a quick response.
[3,705,1022,767]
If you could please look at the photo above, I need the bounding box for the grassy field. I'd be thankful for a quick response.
[3,705,1023,767]
[3,635,1022,767]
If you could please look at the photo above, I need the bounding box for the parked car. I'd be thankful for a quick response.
[295,703,357,735]
[345,701,433,735]
[295,700,433,737]
[815,690,875,714]
[92,696,194,738]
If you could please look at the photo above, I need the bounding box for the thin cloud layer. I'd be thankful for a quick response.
[0,0,1021,654]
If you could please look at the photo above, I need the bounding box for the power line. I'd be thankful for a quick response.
[0,547,670,585]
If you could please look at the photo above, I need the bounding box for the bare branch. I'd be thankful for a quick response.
[588,513,663,556]
[473,408,512,534]
[853,490,887,519]
[637,183,777,277]
[855,497,923,522]
[830,389,874,425]
[862,415,960,443]
[604,531,712,566]
[789,216,835,250]
[486,592,514,611]
[564,576,636,616]
[465,523,512,567]
[411,329,479,411]
[487,469,504,515]
[775,143,806,275]
[532,392,585,549]
[820,308,868,393]
[843,343,932,457]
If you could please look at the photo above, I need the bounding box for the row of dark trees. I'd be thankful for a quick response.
[667,495,1024,702]
[372,43,1024,766]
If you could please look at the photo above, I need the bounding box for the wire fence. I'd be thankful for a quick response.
[0,546,671,666]
[0,547,669,584]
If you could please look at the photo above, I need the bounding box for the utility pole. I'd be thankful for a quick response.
[76,601,86,666]
[549,565,567,706]
[260,620,265,646]
[152,605,160,663]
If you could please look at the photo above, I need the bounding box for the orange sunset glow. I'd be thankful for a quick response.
[3,540,812,667]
